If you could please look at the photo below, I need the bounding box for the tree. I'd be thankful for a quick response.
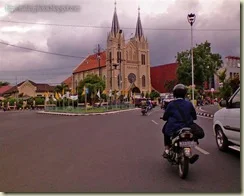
[77,74,105,104]
[229,75,240,93]
[0,81,10,87]
[176,41,222,89]
[150,90,160,100]
[216,68,232,100]
[54,83,69,94]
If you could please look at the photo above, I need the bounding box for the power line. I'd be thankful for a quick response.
[0,20,240,31]
[0,67,76,72]
[0,40,87,59]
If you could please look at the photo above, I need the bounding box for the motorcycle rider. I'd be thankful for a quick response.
[162,84,199,164]
[146,99,153,110]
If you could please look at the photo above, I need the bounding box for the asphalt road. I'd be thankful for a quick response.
[0,108,240,193]
[198,104,220,115]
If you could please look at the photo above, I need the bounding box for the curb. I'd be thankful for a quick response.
[196,112,214,118]
[36,108,140,116]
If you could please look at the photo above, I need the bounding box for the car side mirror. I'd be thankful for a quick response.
[219,100,227,107]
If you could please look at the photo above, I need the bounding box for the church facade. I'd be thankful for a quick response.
[71,4,151,96]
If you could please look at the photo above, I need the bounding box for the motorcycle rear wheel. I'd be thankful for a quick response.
[178,156,189,179]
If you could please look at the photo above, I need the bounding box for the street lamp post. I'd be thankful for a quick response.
[94,44,102,77]
[187,13,196,105]
[118,29,123,102]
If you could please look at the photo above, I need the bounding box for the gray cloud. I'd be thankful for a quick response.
[0,0,240,85]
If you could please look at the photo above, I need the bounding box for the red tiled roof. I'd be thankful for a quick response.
[73,51,106,74]
[63,76,72,87]
[3,86,18,94]
[225,56,240,60]
[0,85,12,95]
[150,63,178,93]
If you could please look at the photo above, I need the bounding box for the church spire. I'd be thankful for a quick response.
[111,0,120,37]
[135,6,144,41]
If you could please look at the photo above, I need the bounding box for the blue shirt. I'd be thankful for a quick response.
[163,98,197,136]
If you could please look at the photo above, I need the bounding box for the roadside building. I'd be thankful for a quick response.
[214,56,240,89]
[2,80,55,98]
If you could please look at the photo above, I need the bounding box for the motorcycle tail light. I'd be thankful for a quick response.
[180,132,193,139]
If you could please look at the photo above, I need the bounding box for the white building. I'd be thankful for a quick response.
[214,56,240,89]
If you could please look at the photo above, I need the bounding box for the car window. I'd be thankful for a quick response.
[231,90,240,108]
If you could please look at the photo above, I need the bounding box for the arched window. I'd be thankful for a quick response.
[142,75,146,87]
[103,75,106,81]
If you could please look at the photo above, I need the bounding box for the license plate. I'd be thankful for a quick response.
[179,141,196,147]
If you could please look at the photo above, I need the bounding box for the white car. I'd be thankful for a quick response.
[213,87,240,151]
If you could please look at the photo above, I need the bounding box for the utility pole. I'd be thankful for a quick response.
[15,76,18,109]
[187,13,196,106]
[106,49,113,104]
[84,86,87,112]
[94,44,102,77]
[118,29,123,103]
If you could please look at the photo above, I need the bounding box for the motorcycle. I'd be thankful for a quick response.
[141,106,148,115]
[160,117,199,179]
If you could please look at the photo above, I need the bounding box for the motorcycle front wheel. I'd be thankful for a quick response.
[178,155,189,179]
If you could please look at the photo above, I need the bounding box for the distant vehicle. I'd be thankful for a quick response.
[213,87,240,152]
[134,98,147,107]
[161,94,174,109]
[135,98,157,108]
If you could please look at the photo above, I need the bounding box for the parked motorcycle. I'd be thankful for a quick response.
[160,117,199,179]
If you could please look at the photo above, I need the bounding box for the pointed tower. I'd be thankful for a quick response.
[135,7,144,41]
[131,6,151,94]
[111,1,120,37]
[106,1,125,92]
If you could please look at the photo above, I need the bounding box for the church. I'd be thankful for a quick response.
[66,3,152,97]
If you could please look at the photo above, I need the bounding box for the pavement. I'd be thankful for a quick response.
[0,107,240,192]
[36,107,140,116]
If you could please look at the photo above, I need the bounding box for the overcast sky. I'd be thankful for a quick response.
[0,0,240,85]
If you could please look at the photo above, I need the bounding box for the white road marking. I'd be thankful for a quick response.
[195,146,210,155]
[151,120,158,125]
[197,115,213,120]
[199,107,208,112]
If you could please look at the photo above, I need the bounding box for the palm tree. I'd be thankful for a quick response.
[54,83,69,94]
